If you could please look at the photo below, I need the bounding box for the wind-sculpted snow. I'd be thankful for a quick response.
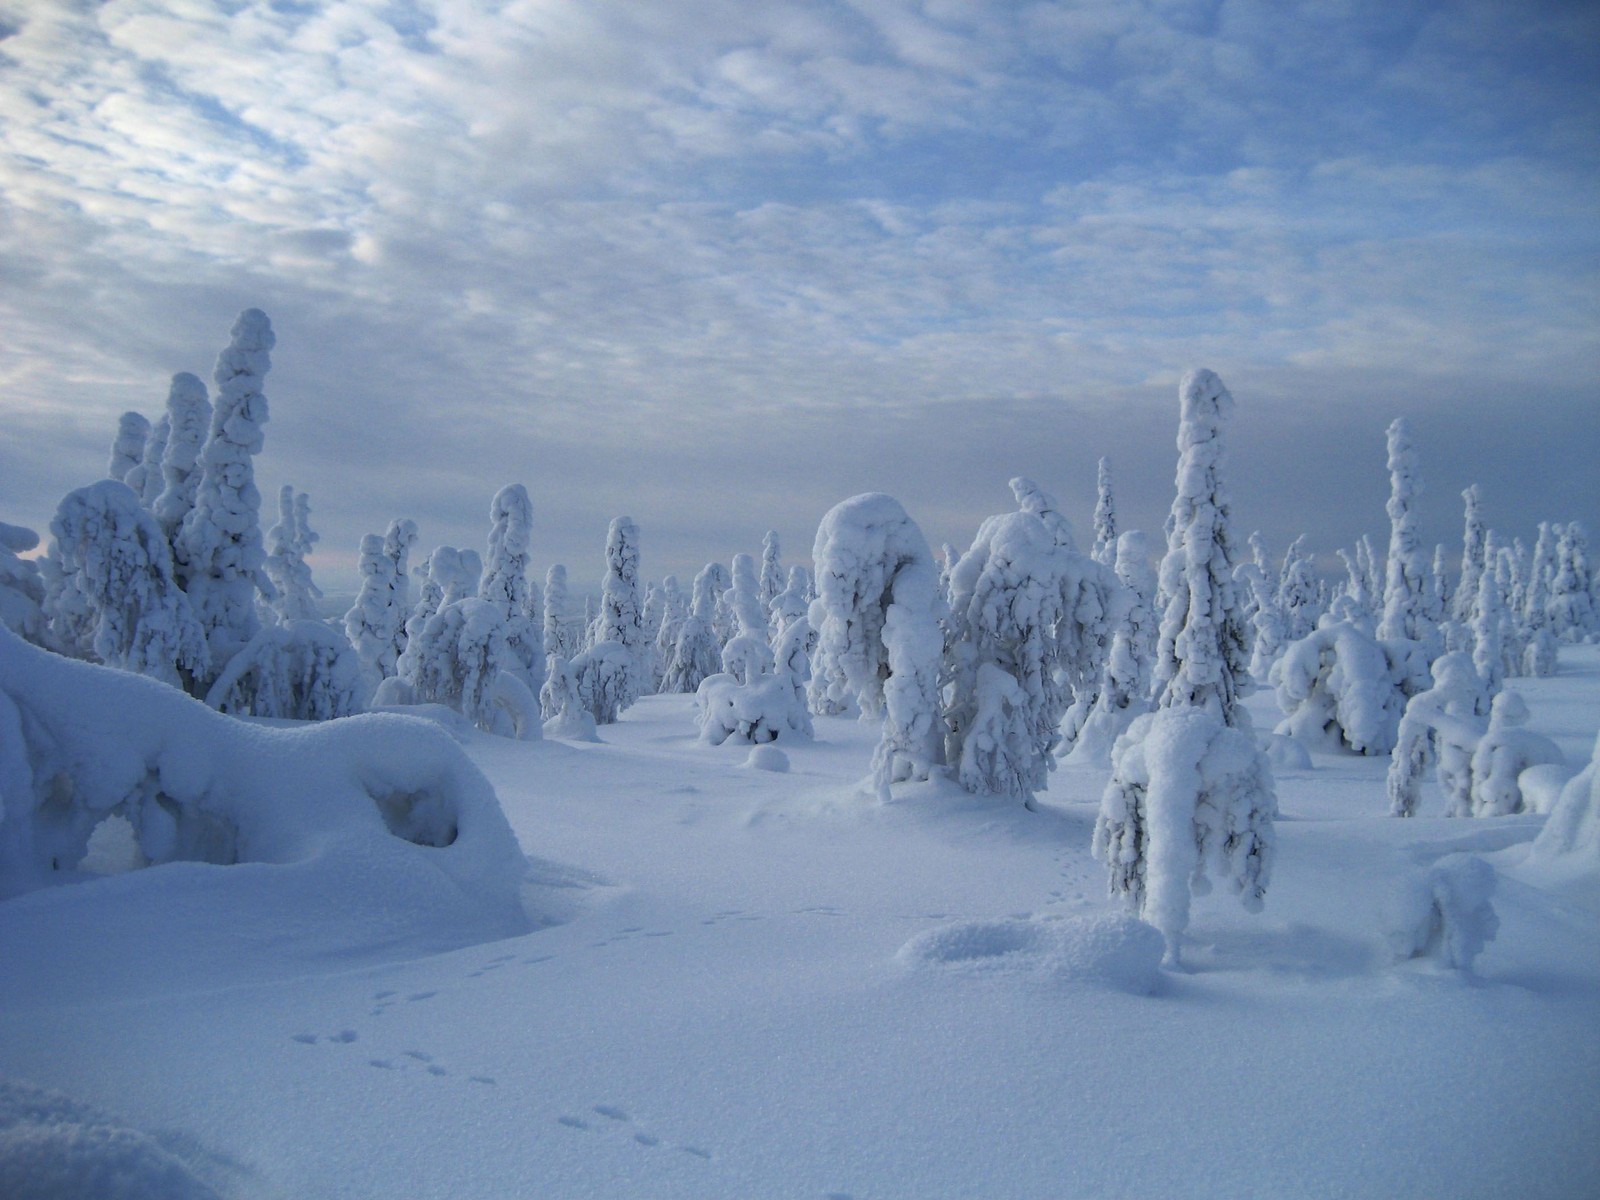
[898,911,1164,995]
[0,624,529,946]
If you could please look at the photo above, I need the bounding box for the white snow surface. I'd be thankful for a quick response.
[2,642,1599,1199]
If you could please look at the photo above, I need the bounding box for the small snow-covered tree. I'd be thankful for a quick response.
[758,530,784,612]
[811,493,945,800]
[543,564,573,660]
[49,480,209,689]
[696,617,815,747]
[1550,522,1595,643]
[590,515,644,712]
[1269,621,1430,756]
[1522,522,1559,676]
[652,575,687,690]
[1093,369,1275,967]
[1276,535,1321,641]
[207,620,369,720]
[264,485,323,624]
[344,525,412,683]
[769,565,811,642]
[540,654,599,741]
[1471,566,1506,695]
[1453,485,1487,625]
[107,411,151,483]
[0,521,46,645]
[1387,651,1489,818]
[569,640,635,725]
[724,552,768,642]
[1091,456,1117,567]
[478,484,544,693]
[404,597,541,738]
[124,414,169,506]
[152,373,212,539]
[1387,855,1498,972]
[1467,691,1563,817]
[173,310,276,690]
[663,563,726,694]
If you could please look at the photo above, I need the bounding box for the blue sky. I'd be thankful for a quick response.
[2,0,1596,589]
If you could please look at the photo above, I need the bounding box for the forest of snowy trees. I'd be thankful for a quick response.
[3,310,1599,962]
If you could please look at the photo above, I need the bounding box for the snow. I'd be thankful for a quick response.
[1,626,1599,1199]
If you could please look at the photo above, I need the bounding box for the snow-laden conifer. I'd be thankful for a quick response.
[1276,535,1321,640]
[724,552,768,642]
[344,520,416,682]
[758,530,784,612]
[405,597,541,738]
[1453,485,1486,624]
[1387,651,1489,818]
[264,485,323,624]
[1269,620,1430,756]
[173,310,275,688]
[152,373,212,538]
[207,620,369,720]
[662,564,726,694]
[1522,522,1559,676]
[769,565,810,643]
[540,654,599,741]
[585,515,643,713]
[1471,563,1506,695]
[1093,369,1275,967]
[652,575,687,690]
[1550,522,1595,643]
[1091,456,1117,567]
[478,485,544,693]
[810,493,944,800]
[0,521,46,645]
[50,480,209,689]
[543,564,573,661]
[107,411,151,484]
[124,414,169,506]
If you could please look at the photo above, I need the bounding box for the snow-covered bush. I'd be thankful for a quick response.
[48,480,209,689]
[173,311,276,689]
[1386,855,1498,972]
[403,597,541,739]
[0,520,45,644]
[206,619,370,720]
[569,640,634,726]
[0,623,528,933]
[810,493,945,800]
[1387,651,1489,818]
[1466,691,1563,817]
[539,654,599,741]
[1268,621,1430,756]
[263,485,323,624]
[696,618,815,747]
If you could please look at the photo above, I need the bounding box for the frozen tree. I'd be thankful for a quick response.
[662,564,725,694]
[344,524,414,683]
[543,564,573,660]
[124,414,170,506]
[590,515,644,710]
[1276,536,1321,640]
[263,486,323,624]
[1115,531,1158,676]
[1387,651,1490,818]
[49,480,209,689]
[540,654,599,741]
[1522,522,1559,676]
[1471,566,1506,695]
[1467,691,1563,817]
[769,565,811,642]
[1333,548,1377,632]
[1550,522,1595,643]
[1453,485,1487,624]
[1269,621,1430,756]
[724,552,768,641]
[1091,456,1117,567]
[639,581,663,682]
[1428,544,1453,626]
[1010,475,1077,550]
[0,521,46,645]
[1065,626,1150,768]
[810,493,945,800]
[207,620,369,720]
[1093,369,1275,967]
[943,504,1126,800]
[696,618,815,747]
[107,411,151,483]
[569,640,635,725]
[172,310,276,690]
[478,484,544,693]
[652,575,687,690]
[404,597,541,738]
[758,530,785,612]
[152,373,212,539]
[1238,560,1287,683]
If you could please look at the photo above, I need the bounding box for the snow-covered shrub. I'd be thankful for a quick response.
[0,520,45,644]
[1466,691,1563,817]
[1530,730,1600,865]
[696,617,817,747]
[48,480,209,689]
[1268,621,1430,756]
[1387,651,1489,818]
[107,410,151,483]
[403,597,541,739]
[569,640,634,726]
[1386,855,1498,972]
[810,493,945,800]
[173,310,276,688]
[152,372,212,539]
[1094,706,1276,967]
[0,623,528,932]
[539,654,599,741]
[263,485,323,623]
[205,619,370,720]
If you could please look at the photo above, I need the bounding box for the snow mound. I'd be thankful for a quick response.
[744,744,790,772]
[1386,854,1499,972]
[898,912,1164,994]
[0,1077,221,1200]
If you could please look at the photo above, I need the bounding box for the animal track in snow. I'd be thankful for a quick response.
[552,1103,710,1162]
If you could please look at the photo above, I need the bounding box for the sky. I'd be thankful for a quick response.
[1,0,1596,592]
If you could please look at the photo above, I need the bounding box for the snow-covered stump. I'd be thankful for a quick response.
[810,493,944,801]
[1386,855,1498,973]
[0,623,529,936]
[1093,707,1275,968]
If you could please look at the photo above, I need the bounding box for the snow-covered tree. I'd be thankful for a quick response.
[1465,691,1563,818]
[107,411,151,484]
[1427,543,1453,627]
[696,617,814,747]
[662,563,726,694]
[758,530,785,613]
[49,480,209,689]
[1276,535,1321,641]
[769,565,811,642]
[543,564,573,661]
[1010,475,1077,550]
[589,515,644,712]
[0,521,46,645]
[1091,456,1117,567]
[724,552,768,642]
[539,654,599,741]
[344,520,416,683]
[207,620,369,720]
[1522,522,1559,676]
[1093,369,1275,967]
[1387,855,1499,972]
[152,373,212,540]
[1377,419,1431,645]
[1453,485,1487,625]
[810,493,945,800]
[478,485,544,693]
[1269,620,1430,756]
[263,485,323,624]
[569,640,635,725]
[1550,522,1595,643]
[172,310,276,690]
[1387,651,1489,818]
[652,575,687,690]
[124,414,170,506]
[1471,566,1506,695]
[404,597,541,738]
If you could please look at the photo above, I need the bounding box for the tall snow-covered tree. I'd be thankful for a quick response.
[478,484,544,692]
[1471,566,1506,695]
[1453,485,1487,625]
[263,485,323,624]
[758,531,784,612]
[1091,456,1117,567]
[663,562,726,694]
[50,480,209,689]
[173,309,276,690]
[124,414,170,506]
[576,515,644,720]
[152,373,212,540]
[811,493,945,801]
[543,564,572,660]
[1378,418,1431,644]
[1093,369,1275,967]
[107,411,151,484]
[1276,535,1321,640]
[346,533,404,682]
[652,574,688,690]
[1550,522,1596,643]
[724,552,768,641]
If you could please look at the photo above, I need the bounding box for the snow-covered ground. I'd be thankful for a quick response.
[4,650,1599,1199]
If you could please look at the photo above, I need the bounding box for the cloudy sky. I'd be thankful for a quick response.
[2,0,1596,590]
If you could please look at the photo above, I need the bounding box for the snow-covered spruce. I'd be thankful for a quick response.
[107,410,151,484]
[1453,485,1487,626]
[758,530,784,613]
[0,520,46,645]
[1386,651,1490,818]
[345,530,406,683]
[1550,522,1595,643]
[1471,565,1507,696]
[1385,855,1498,973]
[123,413,170,506]
[539,654,599,741]
[542,564,573,661]
[696,618,815,747]
[151,372,212,539]
[0,623,528,939]
[478,485,545,695]
[942,502,1126,801]
[568,640,635,726]
[1522,522,1559,677]
[651,574,687,691]
[1093,369,1276,966]
[263,486,323,624]
[206,619,370,720]
[1275,535,1323,642]
[172,311,276,691]
[576,516,644,717]
[810,493,945,801]
[402,597,541,739]
[1268,620,1430,756]
[1466,691,1563,817]
[1091,456,1117,567]
[662,563,726,695]
[768,565,811,642]
[724,551,769,642]
[47,480,210,689]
